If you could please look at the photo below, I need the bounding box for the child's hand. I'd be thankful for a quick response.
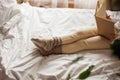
[109,33,117,41]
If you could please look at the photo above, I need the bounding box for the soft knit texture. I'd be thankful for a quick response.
[31,28,110,55]
[31,37,62,56]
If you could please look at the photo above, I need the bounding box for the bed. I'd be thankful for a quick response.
[0,1,120,80]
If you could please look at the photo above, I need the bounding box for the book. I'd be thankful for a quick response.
[95,0,117,40]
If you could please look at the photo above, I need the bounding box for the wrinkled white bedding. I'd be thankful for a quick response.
[0,2,120,80]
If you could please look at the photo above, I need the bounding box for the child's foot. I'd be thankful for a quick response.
[31,37,62,55]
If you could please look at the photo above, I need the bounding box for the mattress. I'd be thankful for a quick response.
[0,3,120,80]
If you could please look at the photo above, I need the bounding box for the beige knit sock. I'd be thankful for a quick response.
[31,37,62,55]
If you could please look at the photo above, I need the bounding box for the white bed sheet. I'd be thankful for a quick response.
[0,3,120,80]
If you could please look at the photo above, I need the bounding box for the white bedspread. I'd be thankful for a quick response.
[0,3,120,80]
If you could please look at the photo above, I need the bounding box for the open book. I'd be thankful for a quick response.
[95,0,117,40]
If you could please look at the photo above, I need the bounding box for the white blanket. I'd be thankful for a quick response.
[0,3,120,80]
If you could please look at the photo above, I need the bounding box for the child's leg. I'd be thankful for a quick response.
[31,27,98,51]
[61,27,97,44]
[53,36,111,54]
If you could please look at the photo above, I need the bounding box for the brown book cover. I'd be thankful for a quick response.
[95,15,115,39]
[95,0,116,40]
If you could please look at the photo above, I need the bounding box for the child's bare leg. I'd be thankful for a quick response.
[53,36,111,54]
